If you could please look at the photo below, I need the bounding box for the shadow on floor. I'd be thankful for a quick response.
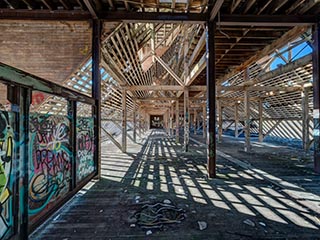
[31,130,320,240]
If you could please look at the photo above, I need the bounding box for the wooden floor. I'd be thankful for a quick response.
[30,130,320,239]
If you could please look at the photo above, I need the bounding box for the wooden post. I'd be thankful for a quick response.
[194,108,197,135]
[206,21,216,178]
[170,104,174,136]
[202,104,207,139]
[184,88,189,152]
[313,20,320,173]
[197,109,200,133]
[133,99,137,142]
[258,99,264,142]
[244,69,251,152]
[217,100,223,142]
[176,100,179,143]
[122,89,127,153]
[139,107,142,137]
[302,87,310,151]
[235,103,239,138]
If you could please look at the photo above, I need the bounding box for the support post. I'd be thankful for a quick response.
[313,20,320,173]
[235,103,239,138]
[194,109,197,135]
[197,109,200,132]
[203,104,207,139]
[176,100,179,143]
[217,100,223,142]
[258,99,264,142]
[184,88,189,152]
[302,87,310,151]
[68,100,77,189]
[92,19,101,178]
[244,69,251,152]
[139,106,142,137]
[133,99,137,142]
[206,20,216,178]
[19,87,31,240]
[122,89,127,153]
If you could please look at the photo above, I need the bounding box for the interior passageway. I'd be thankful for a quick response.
[30,130,320,239]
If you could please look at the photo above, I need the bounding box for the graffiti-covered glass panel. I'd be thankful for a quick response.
[76,117,95,182]
[28,114,71,224]
[0,110,15,240]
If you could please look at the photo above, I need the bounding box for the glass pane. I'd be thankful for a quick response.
[76,103,95,182]
[28,113,71,225]
[0,110,16,240]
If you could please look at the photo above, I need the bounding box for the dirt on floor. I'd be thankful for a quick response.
[30,130,320,240]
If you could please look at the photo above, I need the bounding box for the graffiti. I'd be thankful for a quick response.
[0,111,14,240]
[29,114,71,219]
[76,117,94,182]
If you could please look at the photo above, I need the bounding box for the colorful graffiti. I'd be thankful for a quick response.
[28,114,71,222]
[76,117,94,182]
[0,111,14,240]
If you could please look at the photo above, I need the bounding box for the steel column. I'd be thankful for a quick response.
[206,20,216,178]
[92,19,101,178]
[313,20,320,173]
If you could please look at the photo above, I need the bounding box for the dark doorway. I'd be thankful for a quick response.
[150,115,163,129]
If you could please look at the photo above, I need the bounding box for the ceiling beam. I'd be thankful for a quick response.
[126,85,206,91]
[218,86,303,92]
[83,0,98,19]
[154,55,184,86]
[219,14,317,26]
[0,62,94,104]
[0,9,91,20]
[209,0,224,21]
[99,11,206,23]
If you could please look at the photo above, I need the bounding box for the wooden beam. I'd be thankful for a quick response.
[0,9,91,20]
[126,85,206,91]
[122,89,127,153]
[264,120,282,138]
[99,11,206,23]
[189,31,206,67]
[133,100,137,142]
[244,69,251,152]
[137,97,177,101]
[0,62,94,104]
[234,103,239,138]
[101,127,122,150]
[127,85,182,91]
[184,88,189,152]
[258,99,264,142]
[203,104,207,139]
[209,0,224,21]
[302,87,310,151]
[218,85,303,92]
[83,0,98,19]
[217,100,223,142]
[154,55,184,86]
[218,26,309,83]
[176,100,179,143]
[219,14,317,26]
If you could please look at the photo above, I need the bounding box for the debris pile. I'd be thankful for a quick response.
[133,202,186,230]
